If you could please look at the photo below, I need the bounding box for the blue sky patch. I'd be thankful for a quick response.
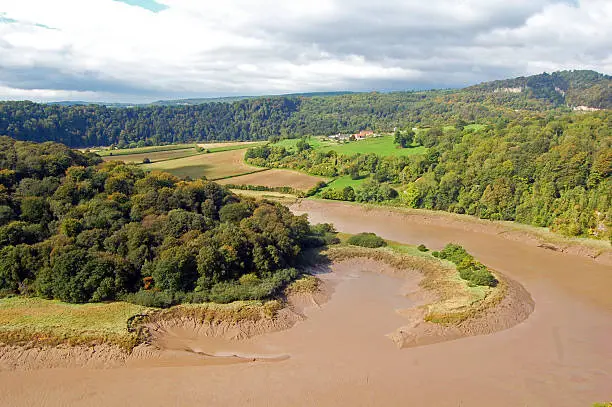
[113,0,168,13]
[0,13,18,24]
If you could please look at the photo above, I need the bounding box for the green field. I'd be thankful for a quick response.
[323,175,369,191]
[272,135,427,157]
[319,136,426,157]
[271,137,330,151]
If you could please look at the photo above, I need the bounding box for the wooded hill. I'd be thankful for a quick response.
[0,70,609,148]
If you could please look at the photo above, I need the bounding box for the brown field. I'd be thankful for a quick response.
[102,148,197,164]
[143,148,262,180]
[217,169,326,191]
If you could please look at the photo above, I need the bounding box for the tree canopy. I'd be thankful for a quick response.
[0,137,326,305]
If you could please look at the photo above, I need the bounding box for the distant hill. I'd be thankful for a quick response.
[48,101,138,108]
[151,91,357,106]
[0,70,609,147]
[469,70,611,109]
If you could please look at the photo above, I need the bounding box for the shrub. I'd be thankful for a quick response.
[347,232,387,248]
[417,244,428,252]
[208,268,298,303]
[122,290,177,308]
[437,243,497,287]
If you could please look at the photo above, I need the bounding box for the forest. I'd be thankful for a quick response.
[246,111,612,241]
[0,137,332,306]
[0,70,609,148]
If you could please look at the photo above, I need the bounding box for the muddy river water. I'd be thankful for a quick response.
[0,200,610,406]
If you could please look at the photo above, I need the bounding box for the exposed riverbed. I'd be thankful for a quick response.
[0,200,610,406]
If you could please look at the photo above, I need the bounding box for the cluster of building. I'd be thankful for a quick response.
[328,130,377,141]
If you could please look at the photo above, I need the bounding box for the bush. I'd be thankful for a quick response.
[436,243,497,287]
[208,268,298,303]
[347,232,387,248]
[417,244,428,252]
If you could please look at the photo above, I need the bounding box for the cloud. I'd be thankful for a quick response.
[0,0,609,102]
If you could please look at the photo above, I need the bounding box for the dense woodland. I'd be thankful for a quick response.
[247,111,612,241]
[0,71,609,148]
[0,137,332,305]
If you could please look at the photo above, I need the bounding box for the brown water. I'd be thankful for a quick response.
[1,200,611,406]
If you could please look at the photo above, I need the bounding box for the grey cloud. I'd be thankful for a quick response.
[0,0,609,102]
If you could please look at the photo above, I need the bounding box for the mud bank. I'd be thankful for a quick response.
[293,200,612,265]
[326,257,534,349]
[0,302,303,371]
[0,254,531,371]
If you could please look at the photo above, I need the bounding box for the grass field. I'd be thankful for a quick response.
[217,169,327,191]
[322,175,369,191]
[143,148,263,180]
[270,137,331,151]
[0,297,149,348]
[97,144,195,157]
[271,135,427,157]
[102,148,199,164]
[318,135,426,157]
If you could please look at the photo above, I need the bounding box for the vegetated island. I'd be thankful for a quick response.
[0,136,534,370]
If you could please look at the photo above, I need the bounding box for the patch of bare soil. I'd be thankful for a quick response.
[0,344,159,371]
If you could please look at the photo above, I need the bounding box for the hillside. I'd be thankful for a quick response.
[0,70,609,147]
[469,70,611,109]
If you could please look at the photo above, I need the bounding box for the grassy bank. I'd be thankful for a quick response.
[0,297,150,350]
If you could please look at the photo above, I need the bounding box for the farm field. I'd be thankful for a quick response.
[196,141,262,150]
[229,189,299,201]
[142,148,263,180]
[270,137,331,151]
[317,135,426,157]
[322,174,369,191]
[96,144,195,157]
[270,135,427,157]
[217,169,327,191]
[102,148,198,163]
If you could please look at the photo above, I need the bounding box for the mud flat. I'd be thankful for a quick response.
[0,200,611,406]
[294,200,612,265]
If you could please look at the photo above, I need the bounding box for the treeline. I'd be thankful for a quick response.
[3,70,609,148]
[246,111,612,240]
[0,136,332,306]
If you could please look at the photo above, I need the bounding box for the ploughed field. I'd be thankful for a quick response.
[1,200,610,407]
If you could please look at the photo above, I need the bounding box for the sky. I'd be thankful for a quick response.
[0,0,610,103]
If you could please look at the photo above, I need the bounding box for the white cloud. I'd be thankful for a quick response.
[0,0,609,102]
